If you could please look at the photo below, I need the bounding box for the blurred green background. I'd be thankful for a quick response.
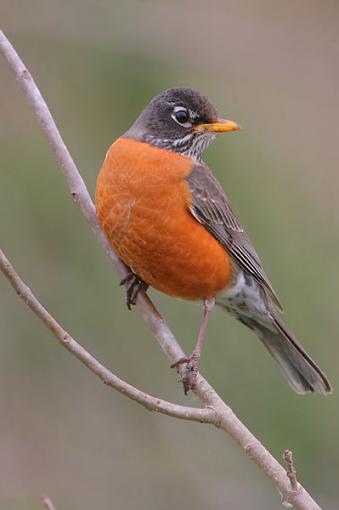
[1,1,338,509]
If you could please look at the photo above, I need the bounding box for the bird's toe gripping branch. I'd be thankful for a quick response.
[120,270,149,310]
[171,355,200,395]
[171,297,215,395]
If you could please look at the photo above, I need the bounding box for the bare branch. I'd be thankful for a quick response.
[0,30,323,510]
[41,495,57,510]
[0,249,214,424]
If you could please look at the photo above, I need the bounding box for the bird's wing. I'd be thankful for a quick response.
[186,162,283,311]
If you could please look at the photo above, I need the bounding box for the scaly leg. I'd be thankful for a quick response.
[171,298,215,394]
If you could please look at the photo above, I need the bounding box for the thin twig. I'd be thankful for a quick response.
[41,495,57,510]
[284,449,300,492]
[0,249,214,424]
[0,30,323,510]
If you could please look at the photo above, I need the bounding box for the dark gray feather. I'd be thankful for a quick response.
[186,163,282,310]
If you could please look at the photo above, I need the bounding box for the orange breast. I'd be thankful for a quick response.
[95,137,233,300]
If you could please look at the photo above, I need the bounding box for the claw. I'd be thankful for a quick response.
[119,273,135,286]
[120,271,148,310]
[170,357,190,369]
[171,355,200,395]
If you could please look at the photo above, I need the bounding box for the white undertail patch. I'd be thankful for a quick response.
[217,271,274,329]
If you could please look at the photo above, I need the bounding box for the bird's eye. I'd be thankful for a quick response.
[175,109,189,123]
[171,107,192,127]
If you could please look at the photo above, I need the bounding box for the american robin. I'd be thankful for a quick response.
[96,87,332,395]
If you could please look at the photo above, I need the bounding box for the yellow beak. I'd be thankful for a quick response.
[197,118,240,133]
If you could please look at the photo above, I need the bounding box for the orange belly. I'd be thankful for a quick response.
[95,137,233,300]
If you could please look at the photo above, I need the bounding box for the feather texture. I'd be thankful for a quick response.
[187,163,283,310]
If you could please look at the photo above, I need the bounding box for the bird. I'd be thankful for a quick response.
[95,87,332,396]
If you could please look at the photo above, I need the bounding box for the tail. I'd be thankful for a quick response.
[233,313,331,395]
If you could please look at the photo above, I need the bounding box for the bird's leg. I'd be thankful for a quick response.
[120,269,149,310]
[171,297,215,394]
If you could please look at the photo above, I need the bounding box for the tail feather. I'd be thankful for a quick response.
[272,316,331,394]
[252,316,332,394]
[219,303,332,394]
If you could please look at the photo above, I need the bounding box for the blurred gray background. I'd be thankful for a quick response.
[1,1,338,508]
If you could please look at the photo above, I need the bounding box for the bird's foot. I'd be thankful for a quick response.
[120,271,149,310]
[171,354,200,395]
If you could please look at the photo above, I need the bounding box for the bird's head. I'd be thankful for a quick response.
[125,87,240,161]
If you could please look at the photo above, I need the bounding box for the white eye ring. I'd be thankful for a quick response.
[171,106,192,128]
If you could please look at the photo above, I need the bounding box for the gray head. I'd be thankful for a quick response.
[125,87,240,161]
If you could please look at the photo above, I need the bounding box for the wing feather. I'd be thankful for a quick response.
[187,163,282,310]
